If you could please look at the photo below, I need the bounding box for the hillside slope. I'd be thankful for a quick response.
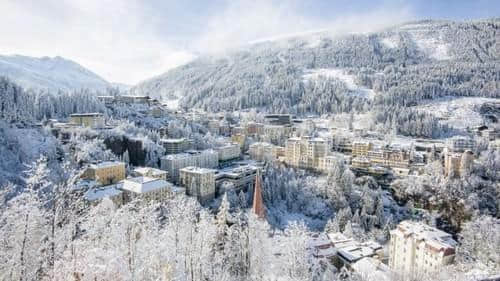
[0,55,111,92]
[132,19,499,114]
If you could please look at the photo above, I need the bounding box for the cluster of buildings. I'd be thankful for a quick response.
[309,221,457,280]
[81,162,182,205]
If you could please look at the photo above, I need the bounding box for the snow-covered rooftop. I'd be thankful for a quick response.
[84,184,123,201]
[122,177,171,194]
[90,161,125,169]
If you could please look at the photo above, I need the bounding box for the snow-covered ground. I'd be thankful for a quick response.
[416,97,497,129]
[163,98,180,110]
[398,23,451,60]
[302,68,377,99]
[380,36,399,49]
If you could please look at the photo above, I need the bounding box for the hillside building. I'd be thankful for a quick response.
[69,113,105,128]
[389,221,456,275]
[179,166,216,204]
[132,167,168,180]
[121,177,176,201]
[82,161,126,186]
[285,136,327,170]
[160,150,218,183]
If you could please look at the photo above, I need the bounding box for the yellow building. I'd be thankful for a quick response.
[352,141,373,157]
[285,136,327,170]
[351,157,371,169]
[231,133,247,149]
[70,113,105,128]
[82,161,126,186]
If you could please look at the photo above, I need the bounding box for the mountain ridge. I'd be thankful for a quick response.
[0,54,111,92]
[131,18,499,114]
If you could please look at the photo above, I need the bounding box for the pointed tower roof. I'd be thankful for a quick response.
[252,169,266,219]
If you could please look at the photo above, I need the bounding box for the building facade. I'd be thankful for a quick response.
[160,150,219,183]
[389,221,456,276]
[70,113,105,128]
[132,167,168,180]
[179,167,216,204]
[160,138,192,154]
[216,143,241,162]
[82,161,126,186]
[285,136,327,170]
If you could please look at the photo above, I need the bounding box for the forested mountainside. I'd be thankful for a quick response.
[132,19,499,115]
[0,55,111,92]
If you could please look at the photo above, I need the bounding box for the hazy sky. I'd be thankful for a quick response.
[0,0,497,84]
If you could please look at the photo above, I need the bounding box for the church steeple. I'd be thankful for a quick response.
[252,169,265,219]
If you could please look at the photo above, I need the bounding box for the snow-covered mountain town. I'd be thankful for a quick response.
[0,1,499,281]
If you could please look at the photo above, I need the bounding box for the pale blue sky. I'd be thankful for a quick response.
[0,0,497,84]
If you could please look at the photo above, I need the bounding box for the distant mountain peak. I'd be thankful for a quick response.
[0,54,111,92]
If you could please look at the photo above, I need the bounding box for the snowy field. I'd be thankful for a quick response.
[415,97,497,129]
[398,23,451,60]
[302,68,377,99]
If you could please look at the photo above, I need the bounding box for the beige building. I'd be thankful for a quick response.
[367,149,410,169]
[132,167,168,180]
[318,155,342,172]
[285,136,327,170]
[70,113,105,128]
[180,167,216,204]
[263,125,293,143]
[160,150,219,183]
[216,143,241,162]
[244,122,264,136]
[351,157,371,170]
[231,133,247,149]
[249,142,275,162]
[82,161,126,186]
[352,141,372,157]
[389,221,456,276]
[444,149,473,177]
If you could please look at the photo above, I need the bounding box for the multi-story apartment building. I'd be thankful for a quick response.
[285,136,327,170]
[160,138,192,154]
[216,143,241,162]
[82,161,126,186]
[132,167,168,181]
[351,141,373,157]
[249,142,275,162]
[208,119,220,135]
[444,149,473,177]
[389,221,456,276]
[263,125,293,144]
[351,157,371,170]
[231,133,247,149]
[160,150,218,183]
[367,149,410,169]
[318,155,344,172]
[244,122,264,136]
[446,136,475,153]
[215,165,258,194]
[179,166,216,203]
[70,113,105,128]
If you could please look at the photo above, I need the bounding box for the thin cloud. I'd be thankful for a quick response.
[0,0,414,84]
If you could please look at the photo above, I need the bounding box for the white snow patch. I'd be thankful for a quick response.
[416,97,497,129]
[163,98,180,110]
[302,68,376,99]
[398,23,451,60]
[381,37,399,49]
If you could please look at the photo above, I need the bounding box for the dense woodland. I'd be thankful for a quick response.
[0,18,499,281]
